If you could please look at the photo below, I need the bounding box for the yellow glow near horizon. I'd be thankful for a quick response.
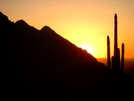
[80,45,93,55]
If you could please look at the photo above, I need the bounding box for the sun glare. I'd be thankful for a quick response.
[80,45,93,54]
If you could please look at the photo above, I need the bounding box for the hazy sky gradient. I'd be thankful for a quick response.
[0,0,134,58]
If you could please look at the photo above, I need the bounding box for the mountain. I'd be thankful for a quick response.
[1,12,123,100]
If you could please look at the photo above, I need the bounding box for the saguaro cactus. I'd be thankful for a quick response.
[121,43,124,73]
[107,14,125,74]
[114,14,118,57]
[113,14,120,72]
[107,35,111,69]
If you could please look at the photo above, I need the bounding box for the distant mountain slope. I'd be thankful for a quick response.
[1,12,112,100]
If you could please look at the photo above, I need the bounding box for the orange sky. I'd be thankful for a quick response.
[0,0,134,58]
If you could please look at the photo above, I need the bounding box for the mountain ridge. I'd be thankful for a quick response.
[1,11,113,100]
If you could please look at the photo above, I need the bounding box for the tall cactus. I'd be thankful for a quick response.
[107,14,125,74]
[121,43,124,73]
[107,35,111,69]
[113,14,121,72]
[114,14,118,57]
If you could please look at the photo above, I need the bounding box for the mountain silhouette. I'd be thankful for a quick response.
[2,11,133,100]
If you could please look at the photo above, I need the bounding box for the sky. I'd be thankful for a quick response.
[0,0,134,58]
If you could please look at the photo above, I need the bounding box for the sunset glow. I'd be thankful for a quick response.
[0,0,134,58]
[80,45,93,54]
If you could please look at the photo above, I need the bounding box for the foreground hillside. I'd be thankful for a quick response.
[1,12,133,100]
